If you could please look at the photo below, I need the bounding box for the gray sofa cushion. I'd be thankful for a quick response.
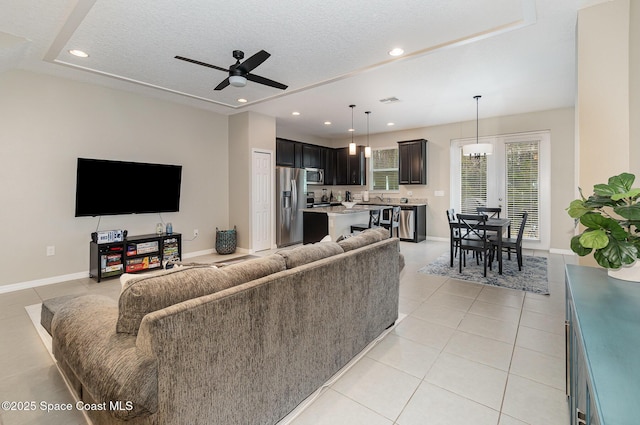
[277,242,344,269]
[51,295,157,420]
[338,227,389,252]
[117,254,286,334]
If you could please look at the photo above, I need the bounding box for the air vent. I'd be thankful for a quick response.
[379,97,400,104]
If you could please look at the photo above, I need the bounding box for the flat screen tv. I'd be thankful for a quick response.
[75,158,182,217]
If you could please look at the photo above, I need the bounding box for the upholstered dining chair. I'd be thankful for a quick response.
[350,209,383,234]
[457,213,492,277]
[492,211,528,271]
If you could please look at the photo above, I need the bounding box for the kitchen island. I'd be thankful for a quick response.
[302,205,391,244]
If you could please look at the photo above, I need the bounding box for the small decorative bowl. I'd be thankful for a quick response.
[341,201,357,209]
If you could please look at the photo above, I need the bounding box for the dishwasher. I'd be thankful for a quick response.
[399,207,415,240]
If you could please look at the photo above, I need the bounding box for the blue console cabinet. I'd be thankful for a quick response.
[565,265,640,425]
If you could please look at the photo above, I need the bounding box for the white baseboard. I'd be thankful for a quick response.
[0,249,244,295]
[549,248,575,256]
[426,236,449,242]
[0,272,89,295]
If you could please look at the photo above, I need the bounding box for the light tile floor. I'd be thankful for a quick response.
[0,240,575,425]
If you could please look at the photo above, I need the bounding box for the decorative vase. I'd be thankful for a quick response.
[608,260,640,282]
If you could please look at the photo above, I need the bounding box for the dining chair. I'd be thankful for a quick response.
[457,213,492,277]
[447,209,460,265]
[381,206,401,237]
[350,209,382,234]
[491,211,528,271]
[477,207,501,218]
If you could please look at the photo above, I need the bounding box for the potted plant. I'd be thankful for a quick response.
[567,172,640,279]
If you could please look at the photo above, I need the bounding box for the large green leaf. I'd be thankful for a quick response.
[579,229,609,249]
[614,204,640,220]
[580,213,628,240]
[611,187,640,201]
[570,235,592,256]
[593,173,635,197]
[593,236,639,269]
[566,199,591,219]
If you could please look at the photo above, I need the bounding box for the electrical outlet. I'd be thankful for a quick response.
[407,190,413,196]
[46,246,55,256]
[193,229,199,237]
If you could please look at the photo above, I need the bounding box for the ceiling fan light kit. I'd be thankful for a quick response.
[462,95,493,158]
[229,75,247,87]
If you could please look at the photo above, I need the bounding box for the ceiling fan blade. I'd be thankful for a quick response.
[214,78,230,91]
[174,55,228,73]
[246,73,288,90]
[237,50,270,74]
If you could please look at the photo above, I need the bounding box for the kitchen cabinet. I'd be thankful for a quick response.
[302,144,322,168]
[336,146,366,185]
[398,139,428,185]
[322,147,336,185]
[276,138,302,168]
[565,265,640,425]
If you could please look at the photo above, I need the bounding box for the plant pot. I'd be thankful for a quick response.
[608,261,640,282]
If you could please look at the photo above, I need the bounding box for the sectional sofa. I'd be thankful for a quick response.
[40,227,402,425]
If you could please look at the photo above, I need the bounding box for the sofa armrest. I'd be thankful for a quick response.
[51,295,158,420]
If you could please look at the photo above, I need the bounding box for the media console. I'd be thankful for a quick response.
[89,233,182,282]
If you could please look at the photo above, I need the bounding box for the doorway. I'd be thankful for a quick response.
[251,149,273,252]
[450,130,550,251]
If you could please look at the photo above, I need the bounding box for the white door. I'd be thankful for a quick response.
[451,130,550,250]
[252,150,272,252]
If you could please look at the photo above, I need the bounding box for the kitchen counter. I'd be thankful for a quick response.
[358,200,427,207]
[302,204,393,215]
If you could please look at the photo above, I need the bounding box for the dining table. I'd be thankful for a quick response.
[449,217,511,275]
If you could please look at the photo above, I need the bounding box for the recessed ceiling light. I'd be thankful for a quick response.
[237,98,248,103]
[348,128,355,132]
[324,121,332,125]
[387,122,395,126]
[388,48,404,57]
[292,111,301,116]
[69,49,89,58]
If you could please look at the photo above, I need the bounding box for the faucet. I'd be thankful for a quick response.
[376,195,384,202]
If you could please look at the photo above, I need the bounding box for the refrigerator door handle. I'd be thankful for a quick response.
[291,179,297,211]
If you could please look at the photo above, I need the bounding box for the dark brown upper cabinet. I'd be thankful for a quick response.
[398,139,428,185]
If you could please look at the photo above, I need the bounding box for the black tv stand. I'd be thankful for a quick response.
[89,233,182,282]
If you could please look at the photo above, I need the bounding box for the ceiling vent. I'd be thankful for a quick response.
[379,96,400,104]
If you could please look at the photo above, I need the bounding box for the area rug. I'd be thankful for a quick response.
[418,253,549,294]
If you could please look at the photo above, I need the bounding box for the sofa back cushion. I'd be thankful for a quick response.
[277,242,344,269]
[338,227,390,252]
[117,254,286,334]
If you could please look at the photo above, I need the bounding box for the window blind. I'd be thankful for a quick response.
[460,153,487,214]
[371,148,399,191]
[505,141,539,240]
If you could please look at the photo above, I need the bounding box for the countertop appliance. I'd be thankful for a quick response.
[305,168,324,185]
[277,167,306,247]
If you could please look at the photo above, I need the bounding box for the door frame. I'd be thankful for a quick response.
[250,148,275,252]
[450,130,550,251]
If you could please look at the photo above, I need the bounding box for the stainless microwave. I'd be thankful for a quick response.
[305,168,324,185]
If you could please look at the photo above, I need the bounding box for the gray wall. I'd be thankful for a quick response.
[0,70,229,288]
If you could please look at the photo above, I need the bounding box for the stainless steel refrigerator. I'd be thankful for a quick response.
[276,167,306,247]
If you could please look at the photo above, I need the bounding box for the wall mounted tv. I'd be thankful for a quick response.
[75,158,182,217]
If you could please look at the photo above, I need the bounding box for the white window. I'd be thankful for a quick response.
[451,131,550,250]
[370,147,399,191]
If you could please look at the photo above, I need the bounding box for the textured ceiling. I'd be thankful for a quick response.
[0,0,605,139]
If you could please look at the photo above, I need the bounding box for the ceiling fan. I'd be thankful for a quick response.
[174,50,288,91]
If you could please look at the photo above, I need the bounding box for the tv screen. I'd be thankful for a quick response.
[75,158,182,217]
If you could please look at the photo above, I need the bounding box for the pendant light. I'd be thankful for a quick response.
[348,104,357,155]
[364,111,372,158]
[462,95,493,157]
